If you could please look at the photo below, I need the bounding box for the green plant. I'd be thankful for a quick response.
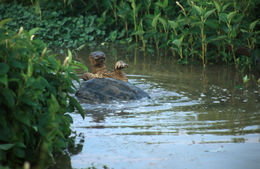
[129,0,139,42]
[1,0,259,73]
[191,2,216,67]
[0,3,105,50]
[0,21,86,168]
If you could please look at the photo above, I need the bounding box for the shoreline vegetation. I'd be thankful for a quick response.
[0,0,259,72]
[0,0,259,168]
[0,19,87,169]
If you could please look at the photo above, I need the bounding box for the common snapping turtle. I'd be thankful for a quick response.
[76,78,150,103]
[76,51,150,103]
[82,51,128,82]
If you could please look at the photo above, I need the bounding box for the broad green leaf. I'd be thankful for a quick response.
[0,18,12,27]
[15,110,31,126]
[227,11,236,22]
[15,142,26,148]
[134,29,145,35]
[10,60,24,69]
[222,3,231,12]
[152,13,160,28]
[1,88,15,108]
[172,39,180,46]
[213,1,221,12]
[158,17,167,32]
[0,74,8,87]
[155,1,163,8]
[219,13,228,22]
[177,17,190,26]
[191,21,202,27]
[205,19,219,29]
[243,75,249,83]
[130,0,136,13]
[249,20,259,31]
[206,35,227,43]
[32,125,38,132]
[76,44,86,51]
[69,96,84,119]
[71,61,88,73]
[240,29,248,33]
[29,28,39,36]
[14,147,25,158]
[0,144,14,150]
[27,59,33,78]
[168,20,178,29]
[48,94,60,114]
[0,63,9,76]
[204,9,216,20]
[68,49,72,64]
[231,27,237,38]
[163,0,168,9]
[193,5,202,15]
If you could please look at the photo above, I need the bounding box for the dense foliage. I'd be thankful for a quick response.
[0,20,85,168]
[1,0,259,71]
[0,0,259,168]
[0,3,105,50]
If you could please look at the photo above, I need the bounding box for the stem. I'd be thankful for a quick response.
[180,46,183,59]
[112,0,117,25]
[131,0,138,42]
[125,21,128,38]
[155,40,159,57]
[231,44,237,66]
[201,21,205,67]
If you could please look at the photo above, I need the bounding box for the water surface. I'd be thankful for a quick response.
[57,45,260,169]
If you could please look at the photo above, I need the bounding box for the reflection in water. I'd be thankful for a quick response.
[57,44,260,169]
[49,133,84,169]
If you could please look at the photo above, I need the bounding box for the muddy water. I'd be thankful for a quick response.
[55,45,260,169]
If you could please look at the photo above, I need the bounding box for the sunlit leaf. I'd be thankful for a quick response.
[134,29,145,35]
[227,11,236,22]
[0,144,14,150]
[249,20,259,31]
[191,21,202,27]
[71,61,88,73]
[27,59,33,78]
[48,94,60,114]
[68,49,72,64]
[213,1,221,12]
[163,0,168,9]
[172,39,181,46]
[152,13,160,28]
[29,28,39,36]
[69,96,84,119]
[243,75,249,83]
[204,9,216,20]
[168,20,178,29]
[206,35,227,43]
[193,5,202,15]
[0,18,12,27]
[158,17,167,32]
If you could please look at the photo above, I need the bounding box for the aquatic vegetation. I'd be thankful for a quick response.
[0,21,85,168]
[1,0,259,72]
[0,3,105,50]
